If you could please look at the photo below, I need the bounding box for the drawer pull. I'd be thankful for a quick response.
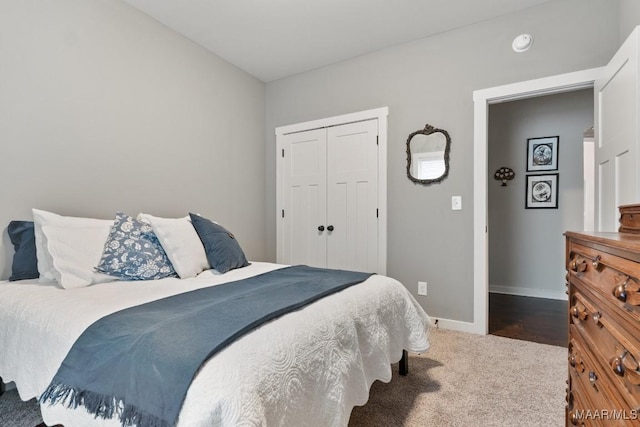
[612,276,640,305]
[571,306,578,318]
[570,257,587,272]
[592,311,602,325]
[576,260,587,272]
[592,255,602,270]
[570,356,585,373]
[611,352,626,376]
[570,304,588,321]
[613,277,629,303]
[589,371,597,385]
[569,410,579,425]
[568,344,586,373]
[609,348,639,376]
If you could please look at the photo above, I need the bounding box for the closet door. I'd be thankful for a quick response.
[595,26,640,231]
[280,128,327,267]
[326,120,378,272]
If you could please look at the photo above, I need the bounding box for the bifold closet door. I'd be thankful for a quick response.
[326,120,378,272]
[280,128,328,268]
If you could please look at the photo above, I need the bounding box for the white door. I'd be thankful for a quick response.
[595,27,640,231]
[327,120,379,272]
[279,128,327,267]
[279,119,379,272]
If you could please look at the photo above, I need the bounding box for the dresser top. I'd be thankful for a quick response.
[565,231,640,252]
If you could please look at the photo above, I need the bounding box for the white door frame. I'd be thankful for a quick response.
[472,68,604,335]
[275,107,389,274]
[583,136,595,231]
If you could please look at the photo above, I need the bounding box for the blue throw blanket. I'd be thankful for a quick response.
[40,265,373,427]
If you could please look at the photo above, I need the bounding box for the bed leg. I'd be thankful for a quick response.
[399,350,409,376]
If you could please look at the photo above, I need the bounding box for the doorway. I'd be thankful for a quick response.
[472,67,604,335]
[485,89,593,346]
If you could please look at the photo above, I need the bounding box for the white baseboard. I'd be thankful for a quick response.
[489,285,567,301]
[429,317,482,334]
[428,287,567,338]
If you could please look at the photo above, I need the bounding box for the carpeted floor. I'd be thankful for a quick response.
[0,328,566,427]
[349,328,566,426]
[0,390,42,427]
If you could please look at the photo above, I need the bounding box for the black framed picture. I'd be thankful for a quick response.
[525,173,559,209]
[526,136,559,172]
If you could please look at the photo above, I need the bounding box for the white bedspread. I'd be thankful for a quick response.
[0,262,430,427]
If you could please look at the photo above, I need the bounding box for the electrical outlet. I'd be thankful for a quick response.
[451,196,462,210]
[418,281,427,296]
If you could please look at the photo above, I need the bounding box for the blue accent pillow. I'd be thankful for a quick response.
[189,213,249,274]
[96,212,177,281]
[7,221,40,281]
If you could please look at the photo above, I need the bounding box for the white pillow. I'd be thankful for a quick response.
[137,213,209,279]
[41,224,115,289]
[32,209,114,288]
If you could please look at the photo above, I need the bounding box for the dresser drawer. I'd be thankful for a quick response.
[567,241,640,328]
[569,328,624,413]
[567,380,603,427]
[569,284,640,410]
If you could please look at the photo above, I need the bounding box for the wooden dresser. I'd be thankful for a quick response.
[566,231,640,426]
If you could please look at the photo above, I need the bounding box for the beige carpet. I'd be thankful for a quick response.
[349,328,566,427]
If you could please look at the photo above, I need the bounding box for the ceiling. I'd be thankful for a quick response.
[122,0,554,82]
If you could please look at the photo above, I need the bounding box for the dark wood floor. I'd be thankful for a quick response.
[489,292,567,347]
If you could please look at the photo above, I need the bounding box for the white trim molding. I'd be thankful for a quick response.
[275,107,389,136]
[472,68,604,335]
[429,317,478,334]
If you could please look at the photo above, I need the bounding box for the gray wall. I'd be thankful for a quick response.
[0,0,266,279]
[620,0,640,43]
[488,90,593,299]
[265,0,620,322]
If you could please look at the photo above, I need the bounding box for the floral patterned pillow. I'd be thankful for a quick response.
[96,212,176,281]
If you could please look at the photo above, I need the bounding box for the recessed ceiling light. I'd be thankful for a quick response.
[512,34,534,53]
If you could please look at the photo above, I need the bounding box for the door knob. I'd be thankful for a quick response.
[327,225,334,232]
[318,225,325,232]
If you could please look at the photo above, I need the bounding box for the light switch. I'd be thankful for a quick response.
[451,196,462,210]
[418,281,427,296]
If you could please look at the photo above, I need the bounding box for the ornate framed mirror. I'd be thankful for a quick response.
[406,124,451,185]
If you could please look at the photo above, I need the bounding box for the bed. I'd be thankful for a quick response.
[0,210,430,426]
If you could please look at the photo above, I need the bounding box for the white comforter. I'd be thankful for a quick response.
[0,262,430,427]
